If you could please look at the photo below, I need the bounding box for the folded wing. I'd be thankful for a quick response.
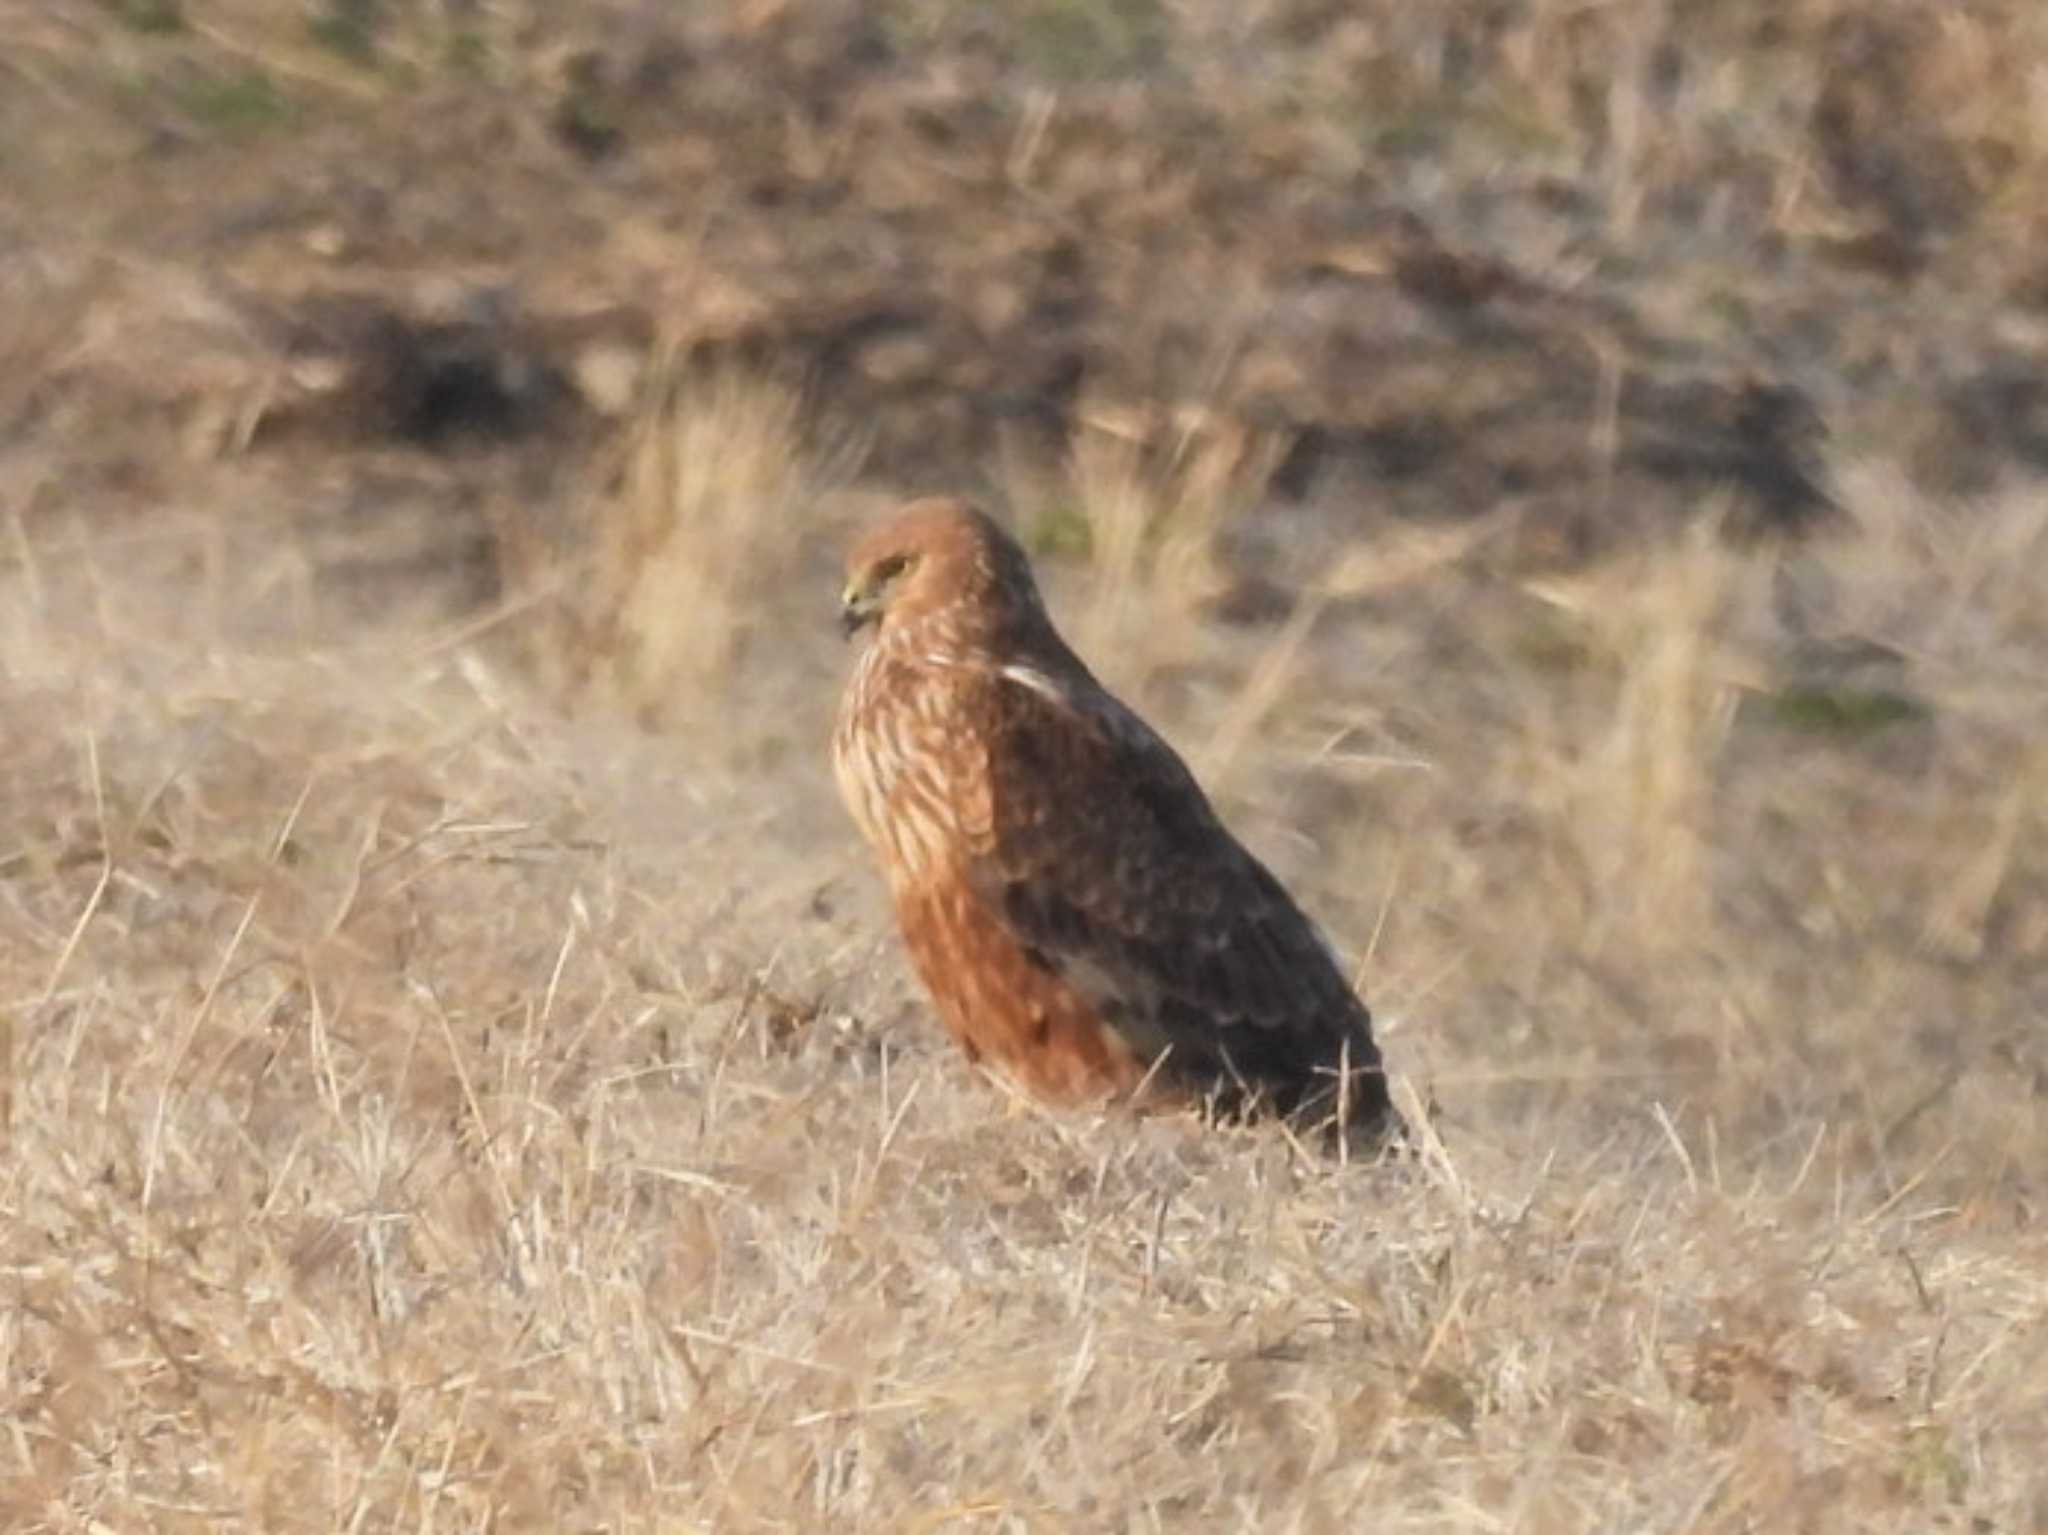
[958,665,1392,1132]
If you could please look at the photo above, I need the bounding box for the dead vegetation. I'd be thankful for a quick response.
[4,0,2048,1529]
[5,371,2047,1526]
[11,0,2048,568]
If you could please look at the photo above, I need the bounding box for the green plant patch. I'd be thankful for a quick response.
[1026,502,1094,560]
[1896,1423,1967,1502]
[106,0,184,33]
[1509,616,1601,677]
[309,0,384,67]
[1010,0,1167,83]
[443,27,491,78]
[175,68,293,137]
[1753,684,1928,737]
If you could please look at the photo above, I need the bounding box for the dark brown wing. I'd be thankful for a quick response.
[959,663,1392,1135]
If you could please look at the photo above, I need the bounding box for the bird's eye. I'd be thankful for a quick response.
[872,552,915,586]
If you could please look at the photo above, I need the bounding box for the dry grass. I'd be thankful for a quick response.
[5,371,2047,1531]
[545,359,843,730]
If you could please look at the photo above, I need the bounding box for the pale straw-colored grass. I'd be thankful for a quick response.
[4,377,2044,1529]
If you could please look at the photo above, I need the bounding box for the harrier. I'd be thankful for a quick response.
[833,498,1397,1145]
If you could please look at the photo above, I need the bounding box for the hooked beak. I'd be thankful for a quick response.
[839,586,879,640]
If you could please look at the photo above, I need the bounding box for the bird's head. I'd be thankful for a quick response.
[839,498,1045,644]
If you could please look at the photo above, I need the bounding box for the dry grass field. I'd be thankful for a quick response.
[5,1,2048,1530]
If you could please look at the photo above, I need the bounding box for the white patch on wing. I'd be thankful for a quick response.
[998,663,1070,707]
[904,644,1066,710]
